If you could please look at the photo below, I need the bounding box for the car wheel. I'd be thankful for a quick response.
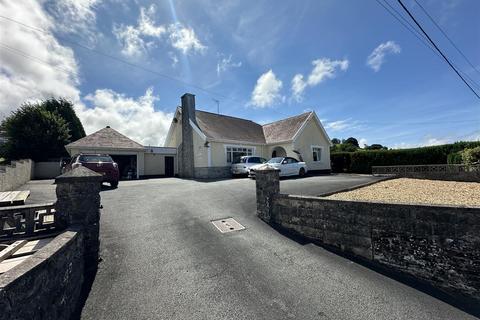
[110,181,119,188]
[299,168,305,177]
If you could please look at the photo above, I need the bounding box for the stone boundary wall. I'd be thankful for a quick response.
[34,161,62,179]
[194,166,231,179]
[0,231,84,319]
[255,168,480,304]
[0,166,102,320]
[372,164,480,182]
[0,159,34,191]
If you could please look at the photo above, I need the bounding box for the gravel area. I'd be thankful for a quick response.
[325,178,480,207]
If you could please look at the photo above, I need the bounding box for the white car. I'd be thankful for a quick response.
[231,156,267,176]
[249,157,308,178]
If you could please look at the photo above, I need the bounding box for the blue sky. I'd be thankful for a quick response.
[0,0,479,148]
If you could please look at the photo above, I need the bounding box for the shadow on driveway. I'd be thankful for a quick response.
[268,221,480,318]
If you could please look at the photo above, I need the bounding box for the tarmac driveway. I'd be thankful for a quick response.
[23,175,478,320]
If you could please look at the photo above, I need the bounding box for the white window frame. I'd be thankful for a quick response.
[311,145,323,162]
[224,145,256,164]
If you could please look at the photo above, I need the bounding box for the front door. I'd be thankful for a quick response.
[165,156,174,177]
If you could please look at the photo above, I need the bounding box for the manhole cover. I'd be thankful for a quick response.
[211,218,245,233]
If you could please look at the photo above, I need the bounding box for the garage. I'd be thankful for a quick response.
[65,126,177,179]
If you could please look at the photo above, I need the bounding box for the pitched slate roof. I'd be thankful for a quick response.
[262,112,312,144]
[187,109,313,145]
[195,110,266,144]
[65,126,144,150]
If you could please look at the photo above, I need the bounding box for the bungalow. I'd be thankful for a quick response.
[164,93,332,179]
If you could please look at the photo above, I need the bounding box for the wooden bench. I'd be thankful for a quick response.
[0,191,30,207]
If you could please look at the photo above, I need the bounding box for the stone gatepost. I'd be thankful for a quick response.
[255,166,280,223]
[55,166,103,273]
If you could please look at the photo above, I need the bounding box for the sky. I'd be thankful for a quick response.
[0,0,479,148]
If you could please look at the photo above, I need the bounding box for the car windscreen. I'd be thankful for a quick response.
[267,157,283,164]
[248,157,263,164]
[239,157,248,163]
[79,155,113,163]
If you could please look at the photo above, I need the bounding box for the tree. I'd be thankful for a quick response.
[331,138,341,145]
[42,98,86,141]
[344,137,359,148]
[331,142,359,153]
[1,99,85,161]
[365,144,387,150]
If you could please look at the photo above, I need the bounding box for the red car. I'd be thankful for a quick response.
[65,154,120,188]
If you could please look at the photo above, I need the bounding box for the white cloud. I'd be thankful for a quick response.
[113,5,206,57]
[425,137,451,146]
[367,41,401,72]
[291,74,307,102]
[216,54,242,76]
[324,118,363,132]
[359,138,368,148]
[168,23,207,55]
[113,24,146,57]
[392,134,460,149]
[291,58,349,101]
[0,0,80,116]
[250,70,284,108]
[308,58,349,85]
[138,5,166,37]
[78,88,173,146]
[464,130,480,141]
[168,52,179,67]
[46,0,100,43]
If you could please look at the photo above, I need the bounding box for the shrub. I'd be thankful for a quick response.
[447,152,463,164]
[331,141,480,173]
[462,146,480,165]
[331,152,351,173]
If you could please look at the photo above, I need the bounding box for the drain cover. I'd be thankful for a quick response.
[211,218,245,233]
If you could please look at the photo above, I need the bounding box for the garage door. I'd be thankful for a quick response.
[110,155,137,179]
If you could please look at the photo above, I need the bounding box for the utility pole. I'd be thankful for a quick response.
[213,99,220,114]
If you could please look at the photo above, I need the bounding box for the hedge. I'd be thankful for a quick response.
[331,141,480,174]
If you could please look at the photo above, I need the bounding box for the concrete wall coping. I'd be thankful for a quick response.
[0,230,78,288]
[55,166,103,183]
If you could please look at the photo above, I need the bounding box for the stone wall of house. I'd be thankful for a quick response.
[255,168,480,304]
[194,166,231,179]
[0,159,34,191]
[0,166,103,320]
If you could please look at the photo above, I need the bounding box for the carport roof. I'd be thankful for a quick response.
[65,126,144,151]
